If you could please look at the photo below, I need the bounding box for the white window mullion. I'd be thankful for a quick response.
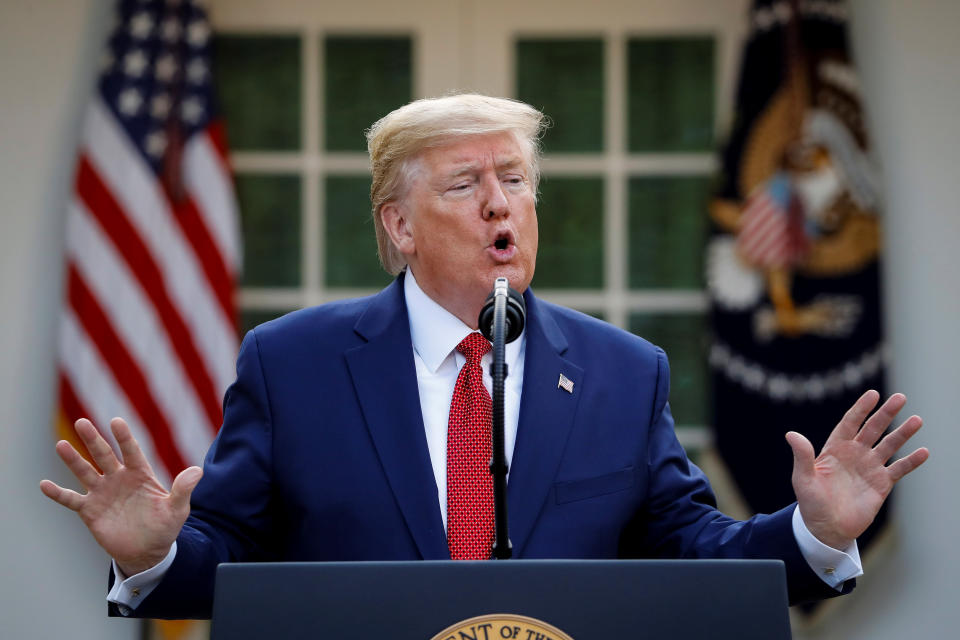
[304,29,323,307]
[605,32,628,329]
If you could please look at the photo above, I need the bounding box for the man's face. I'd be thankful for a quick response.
[383,132,538,326]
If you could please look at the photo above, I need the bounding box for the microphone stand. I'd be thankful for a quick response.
[488,279,512,560]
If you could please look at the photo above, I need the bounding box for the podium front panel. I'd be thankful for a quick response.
[212,559,791,639]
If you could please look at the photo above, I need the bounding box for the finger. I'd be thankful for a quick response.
[74,419,121,474]
[855,393,906,447]
[55,439,102,489]
[39,479,85,511]
[169,466,203,512]
[873,415,923,462]
[887,447,930,482]
[829,389,881,443]
[786,431,816,480]
[111,417,151,471]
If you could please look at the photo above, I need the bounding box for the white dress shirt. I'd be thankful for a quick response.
[108,270,860,611]
[404,269,525,530]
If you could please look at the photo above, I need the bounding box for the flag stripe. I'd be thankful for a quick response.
[741,208,777,237]
[67,266,186,477]
[60,309,170,485]
[740,219,778,255]
[83,99,238,396]
[743,220,784,259]
[185,131,241,271]
[67,200,216,465]
[163,188,235,327]
[76,155,222,434]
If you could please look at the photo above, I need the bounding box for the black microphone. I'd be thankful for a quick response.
[477,277,525,560]
[478,279,526,344]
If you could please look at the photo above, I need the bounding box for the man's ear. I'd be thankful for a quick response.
[380,201,416,257]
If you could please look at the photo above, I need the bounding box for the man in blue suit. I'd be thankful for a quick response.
[41,95,928,619]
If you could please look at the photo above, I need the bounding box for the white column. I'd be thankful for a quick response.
[0,1,136,637]
[797,1,960,637]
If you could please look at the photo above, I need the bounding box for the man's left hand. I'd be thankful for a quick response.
[786,390,929,550]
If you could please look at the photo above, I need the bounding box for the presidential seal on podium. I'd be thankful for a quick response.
[431,613,574,640]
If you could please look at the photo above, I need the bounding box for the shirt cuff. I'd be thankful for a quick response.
[792,505,863,590]
[106,542,178,615]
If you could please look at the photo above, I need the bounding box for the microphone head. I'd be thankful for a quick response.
[503,286,526,343]
[478,279,526,344]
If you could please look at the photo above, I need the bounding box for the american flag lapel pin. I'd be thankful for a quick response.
[558,374,574,394]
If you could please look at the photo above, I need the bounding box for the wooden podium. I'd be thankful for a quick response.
[211,559,792,639]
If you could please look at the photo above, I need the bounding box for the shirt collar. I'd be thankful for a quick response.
[404,269,525,373]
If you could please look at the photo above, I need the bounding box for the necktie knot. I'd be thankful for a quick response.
[456,332,491,366]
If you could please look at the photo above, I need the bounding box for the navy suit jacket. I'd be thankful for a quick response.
[125,274,846,618]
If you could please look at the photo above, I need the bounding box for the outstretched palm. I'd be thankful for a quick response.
[40,418,202,576]
[787,390,929,550]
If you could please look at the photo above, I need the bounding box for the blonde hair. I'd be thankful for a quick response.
[365,94,547,275]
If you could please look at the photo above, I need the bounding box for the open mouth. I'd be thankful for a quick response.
[491,230,514,251]
[488,231,516,262]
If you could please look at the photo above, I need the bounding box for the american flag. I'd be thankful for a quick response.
[57,0,240,485]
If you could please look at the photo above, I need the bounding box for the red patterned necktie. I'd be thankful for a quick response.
[447,332,494,560]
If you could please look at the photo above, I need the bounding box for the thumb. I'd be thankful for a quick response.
[785,431,816,480]
[169,466,203,511]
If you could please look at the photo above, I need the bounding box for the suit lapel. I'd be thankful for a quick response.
[508,292,583,556]
[344,276,449,560]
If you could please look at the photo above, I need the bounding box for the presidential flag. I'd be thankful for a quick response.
[57,0,239,499]
[707,0,887,614]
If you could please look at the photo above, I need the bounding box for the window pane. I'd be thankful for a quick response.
[628,176,709,289]
[324,37,412,151]
[628,37,714,152]
[325,176,392,288]
[516,39,604,152]
[213,35,301,151]
[629,313,708,425]
[532,177,604,288]
[235,174,301,287]
[239,308,294,337]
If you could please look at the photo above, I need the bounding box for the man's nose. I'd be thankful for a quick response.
[482,175,510,220]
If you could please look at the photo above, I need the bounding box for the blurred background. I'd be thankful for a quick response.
[1,0,957,637]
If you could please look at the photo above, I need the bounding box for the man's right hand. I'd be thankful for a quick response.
[40,417,202,577]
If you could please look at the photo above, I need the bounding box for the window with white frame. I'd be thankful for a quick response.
[209,0,751,461]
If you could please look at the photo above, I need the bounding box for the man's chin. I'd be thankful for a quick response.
[482,261,529,286]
